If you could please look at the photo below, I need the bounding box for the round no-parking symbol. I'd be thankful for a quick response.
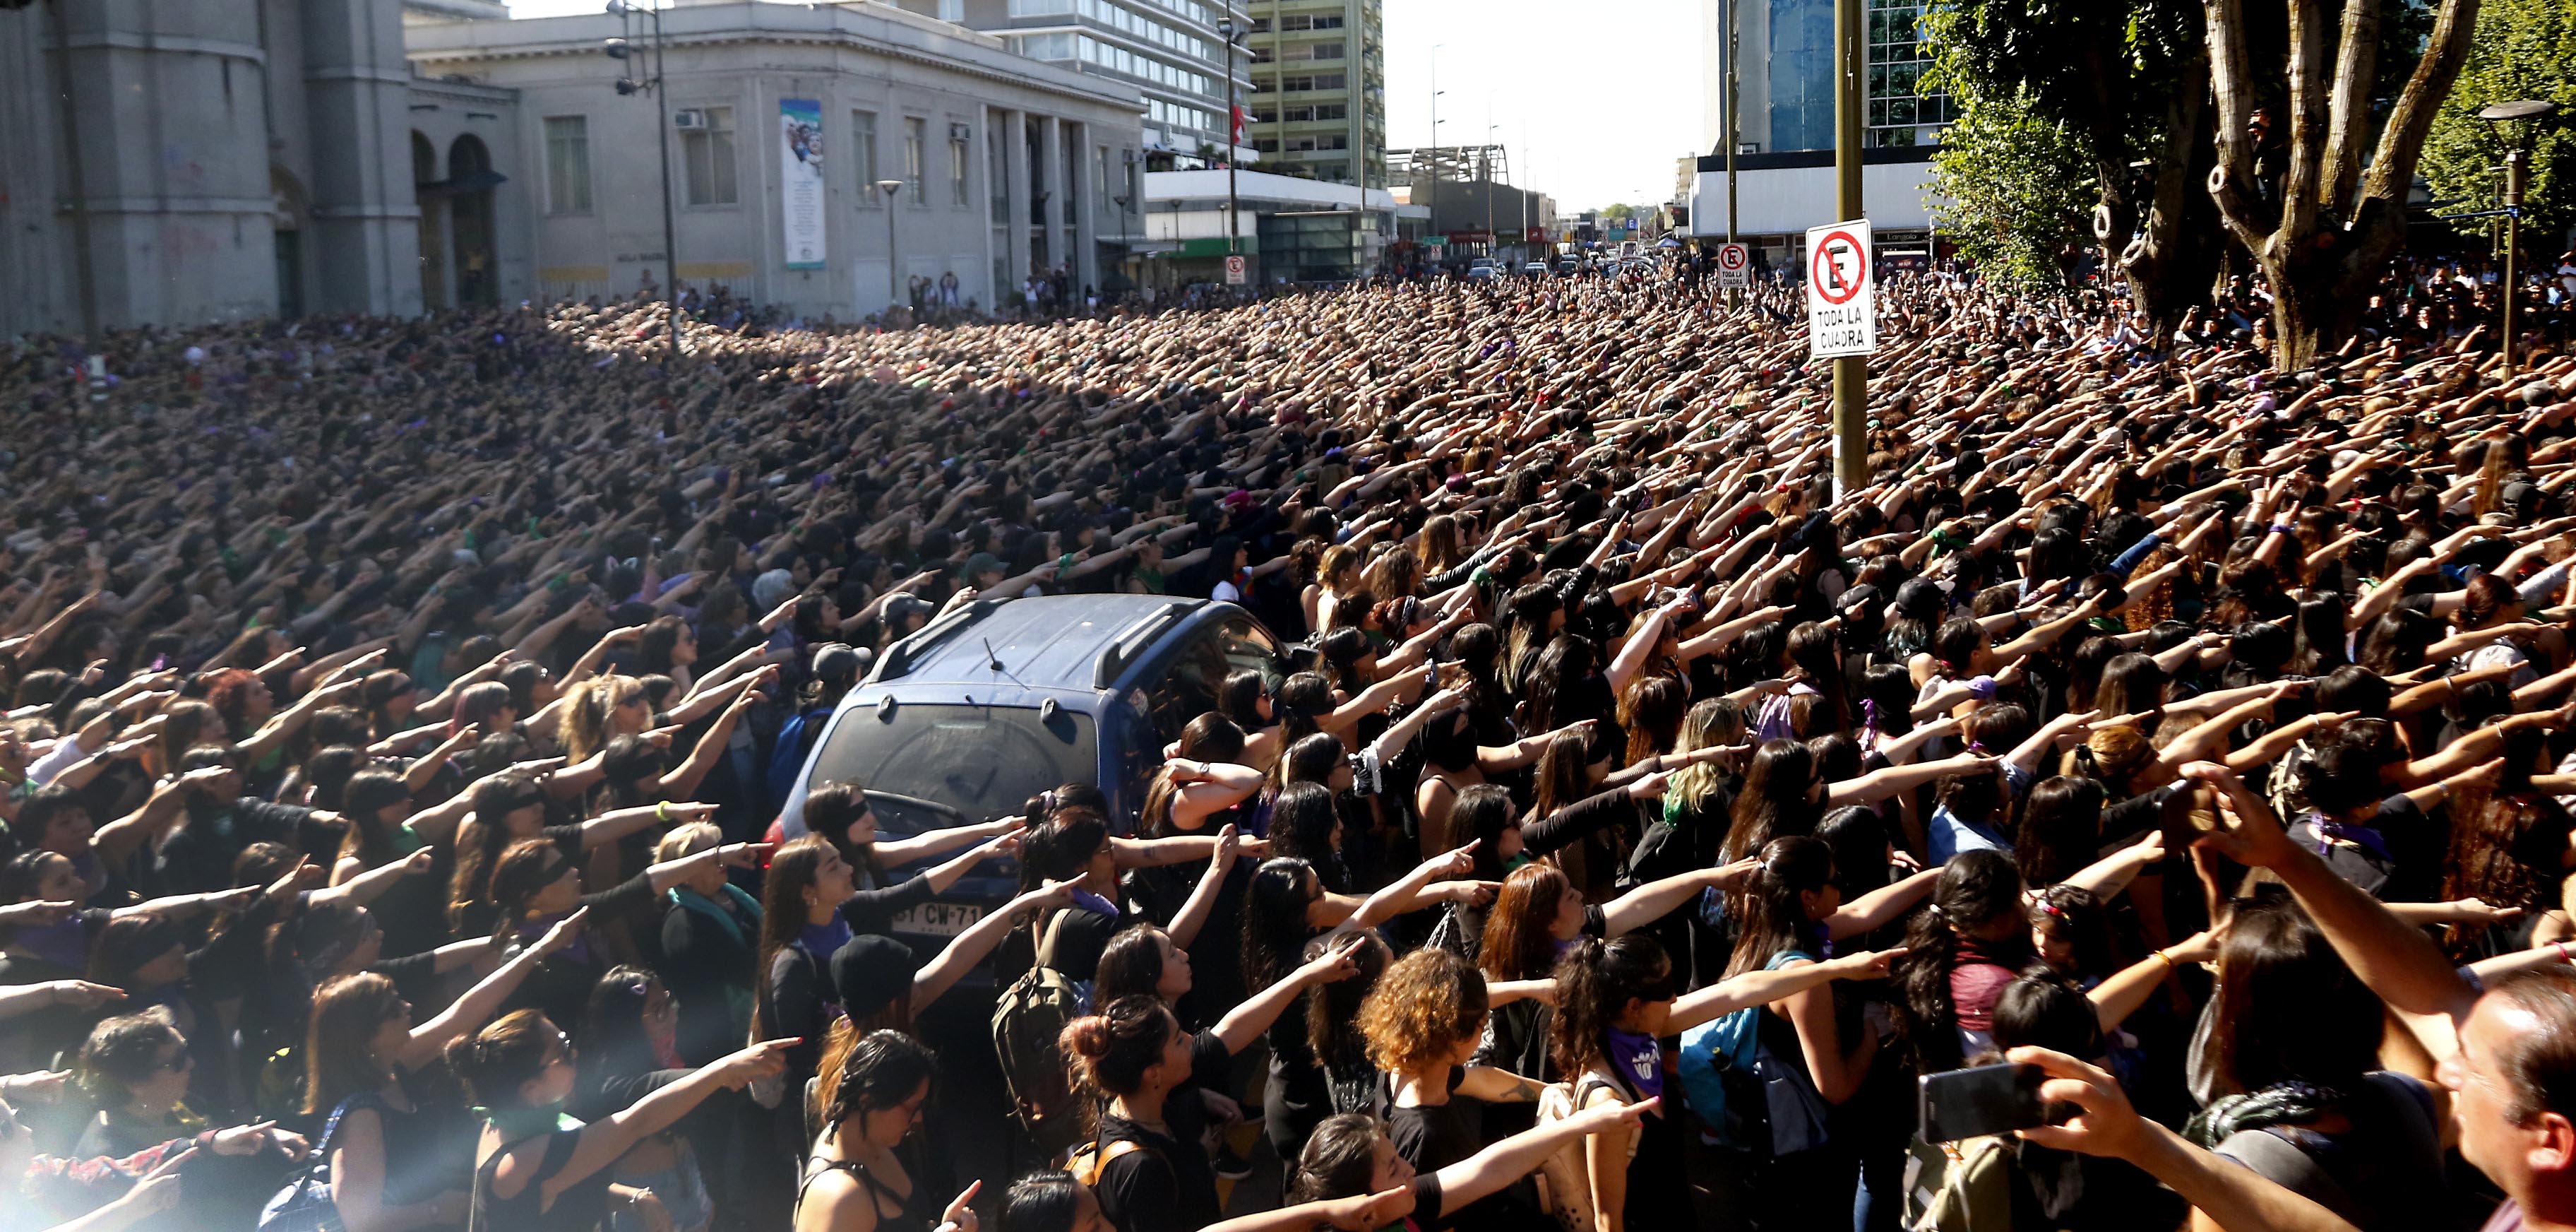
[1718,243,1748,272]
[1811,230,1868,304]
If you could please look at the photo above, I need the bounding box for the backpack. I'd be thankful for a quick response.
[1675,950,1833,1159]
[766,707,830,815]
[256,1091,384,1232]
[1903,1135,2017,1232]
[992,912,1092,1161]
[1616,817,1686,893]
[1531,1074,1632,1232]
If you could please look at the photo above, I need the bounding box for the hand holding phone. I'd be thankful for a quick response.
[1919,1062,2049,1144]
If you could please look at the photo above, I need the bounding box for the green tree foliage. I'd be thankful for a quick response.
[1928,85,2101,289]
[1918,0,2219,325]
[2421,0,2576,242]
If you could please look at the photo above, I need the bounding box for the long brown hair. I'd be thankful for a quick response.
[305,973,404,1116]
[752,836,837,1038]
[1479,863,1570,983]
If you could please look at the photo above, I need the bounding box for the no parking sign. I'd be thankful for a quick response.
[1804,220,1876,358]
[1716,242,1751,290]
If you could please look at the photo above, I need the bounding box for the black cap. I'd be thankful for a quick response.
[831,935,919,1021]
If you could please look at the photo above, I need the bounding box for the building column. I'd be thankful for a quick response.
[1003,108,1031,299]
[1041,114,1066,278]
[1068,122,1099,295]
[979,106,999,309]
[302,0,422,315]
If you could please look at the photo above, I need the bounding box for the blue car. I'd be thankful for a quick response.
[774,593,1284,969]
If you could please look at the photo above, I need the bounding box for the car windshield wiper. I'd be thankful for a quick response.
[865,790,970,827]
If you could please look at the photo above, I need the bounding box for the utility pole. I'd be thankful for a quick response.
[1219,18,1243,266]
[1831,0,1868,495]
[1429,45,1441,274]
[606,0,679,365]
[1484,119,1496,263]
[1724,0,1739,247]
[1352,0,1368,278]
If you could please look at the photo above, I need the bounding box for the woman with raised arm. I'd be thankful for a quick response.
[447,1009,789,1232]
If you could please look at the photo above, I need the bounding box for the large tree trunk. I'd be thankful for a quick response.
[2202,0,2480,369]
[2097,49,2224,334]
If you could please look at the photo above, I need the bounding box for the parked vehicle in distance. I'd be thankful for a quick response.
[774,594,1282,973]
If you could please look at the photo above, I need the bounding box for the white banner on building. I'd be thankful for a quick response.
[781,98,826,271]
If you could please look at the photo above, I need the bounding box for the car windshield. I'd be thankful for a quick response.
[808,701,1097,831]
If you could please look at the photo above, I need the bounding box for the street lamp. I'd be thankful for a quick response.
[2479,98,2558,379]
[877,178,904,313]
[1217,18,1246,266]
[604,0,680,367]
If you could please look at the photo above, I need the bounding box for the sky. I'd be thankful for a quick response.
[1379,1,1703,215]
[500,0,1709,214]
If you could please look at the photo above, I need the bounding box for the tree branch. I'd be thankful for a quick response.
[2201,0,2273,251]
[2362,0,2484,204]
[2281,0,2331,239]
[2317,0,2380,215]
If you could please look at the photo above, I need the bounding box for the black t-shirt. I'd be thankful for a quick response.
[1094,1110,1222,1232]
[1407,1173,1450,1230]
[1388,1066,1482,1175]
[2286,795,2436,902]
[1163,1029,1234,1158]
[1042,903,1124,983]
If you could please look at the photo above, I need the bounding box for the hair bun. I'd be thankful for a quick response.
[1058,1016,1107,1058]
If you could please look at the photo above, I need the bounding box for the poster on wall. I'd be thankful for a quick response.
[780,98,826,271]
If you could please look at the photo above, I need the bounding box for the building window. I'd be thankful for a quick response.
[1011,32,1069,59]
[1007,0,1072,13]
[937,0,963,17]
[951,128,971,206]
[680,105,737,206]
[853,110,881,203]
[1865,0,1952,141]
[544,116,592,213]
[904,117,926,203]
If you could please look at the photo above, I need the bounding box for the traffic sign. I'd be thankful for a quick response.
[1716,242,1751,290]
[1804,220,1876,357]
[1224,254,1246,285]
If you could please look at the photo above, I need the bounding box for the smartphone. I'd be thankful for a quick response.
[1919,1062,2047,1144]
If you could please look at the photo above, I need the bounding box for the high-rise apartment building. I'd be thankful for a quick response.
[1241,0,1383,191]
[932,0,1251,166]
[1688,0,1950,259]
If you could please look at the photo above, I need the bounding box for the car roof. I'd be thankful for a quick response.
[868,593,1205,692]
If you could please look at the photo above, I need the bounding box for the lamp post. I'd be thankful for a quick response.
[1217,18,1245,264]
[877,177,903,314]
[1429,43,1442,273]
[2478,98,2558,379]
[604,0,679,367]
[1485,122,1498,264]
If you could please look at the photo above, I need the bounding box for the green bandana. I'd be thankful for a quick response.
[475,1103,583,1141]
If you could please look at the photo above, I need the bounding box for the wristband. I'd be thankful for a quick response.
[655,801,671,823]
[2150,949,2176,971]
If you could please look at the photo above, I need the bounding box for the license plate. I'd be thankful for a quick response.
[892,901,983,937]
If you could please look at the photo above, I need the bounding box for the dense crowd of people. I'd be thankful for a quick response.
[1,251,2576,1232]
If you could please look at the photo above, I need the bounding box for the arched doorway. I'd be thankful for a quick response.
[272,167,309,319]
[414,133,448,310]
[448,135,496,306]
